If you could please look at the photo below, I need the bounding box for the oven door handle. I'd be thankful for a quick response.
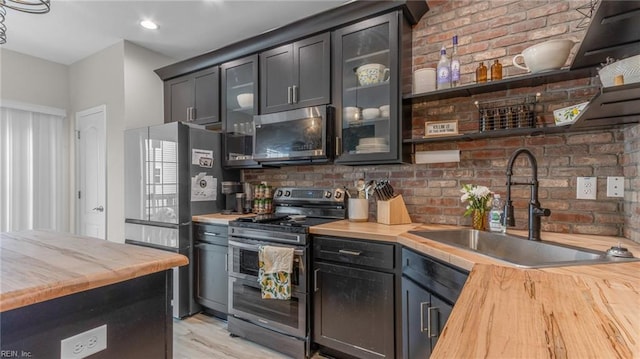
[228,240,304,256]
[229,228,303,243]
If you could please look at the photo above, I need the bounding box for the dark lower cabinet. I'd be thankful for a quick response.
[402,276,453,358]
[194,223,229,317]
[313,236,398,359]
[195,242,228,314]
[401,248,469,358]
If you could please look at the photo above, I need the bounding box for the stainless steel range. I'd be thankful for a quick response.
[227,187,346,359]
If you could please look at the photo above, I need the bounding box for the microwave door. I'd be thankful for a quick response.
[253,106,327,162]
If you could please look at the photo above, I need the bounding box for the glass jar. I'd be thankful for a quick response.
[476,62,487,83]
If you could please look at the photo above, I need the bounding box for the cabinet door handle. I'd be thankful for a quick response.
[225,253,228,272]
[314,268,320,292]
[427,306,438,338]
[292,85,298,103]
[203,231,221,236]
[335,136,341,156]
[187,107,191,121]
[338,249,362,256]
[420,301,430,333]
[191,107,196,120]
[287,86,292,104]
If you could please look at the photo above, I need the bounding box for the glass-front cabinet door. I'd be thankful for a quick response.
[333,11,408,165]
[221,55,261,168]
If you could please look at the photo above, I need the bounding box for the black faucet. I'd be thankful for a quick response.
[504,148,551,241]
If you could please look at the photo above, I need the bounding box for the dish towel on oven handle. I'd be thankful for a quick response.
[258,245,294,300]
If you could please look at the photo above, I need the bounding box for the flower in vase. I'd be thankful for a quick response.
[460,184,492,216]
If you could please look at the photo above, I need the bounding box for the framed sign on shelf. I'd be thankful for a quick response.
[424,120,458,137]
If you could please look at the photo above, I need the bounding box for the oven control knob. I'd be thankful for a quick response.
[276,190,283,197]
[334,191,342,199]
[324,191,332,198]
[285,190,291,197]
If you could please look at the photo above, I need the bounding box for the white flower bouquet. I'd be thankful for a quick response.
[460,184,492,217]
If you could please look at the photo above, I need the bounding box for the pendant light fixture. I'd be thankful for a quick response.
[0,0,51,44]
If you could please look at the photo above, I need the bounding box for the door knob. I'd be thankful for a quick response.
[92,205,104,212]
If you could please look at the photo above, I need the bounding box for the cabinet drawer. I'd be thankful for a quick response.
[402,248,468,304]
[313,236,395,270]
[193,223,228,245]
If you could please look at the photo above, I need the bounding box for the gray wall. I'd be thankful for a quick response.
[69,40,173,242]
[0,48,70,110]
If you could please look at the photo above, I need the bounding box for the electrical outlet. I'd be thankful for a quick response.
[606,176,624,197]
[61,324,107,359]
[576,177,597,200]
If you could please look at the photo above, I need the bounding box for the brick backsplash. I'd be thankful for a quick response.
[243,0,639,242]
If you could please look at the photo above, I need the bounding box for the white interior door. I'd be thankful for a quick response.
[76,105,106,239]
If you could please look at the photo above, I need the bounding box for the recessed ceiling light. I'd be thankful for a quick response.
[140,20,158,30]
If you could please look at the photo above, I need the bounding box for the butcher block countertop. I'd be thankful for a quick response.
[0,230,188,313]
[311,220,640,358]
[192,212,254,225]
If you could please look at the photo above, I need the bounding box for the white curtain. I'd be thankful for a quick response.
[0,104,70,232]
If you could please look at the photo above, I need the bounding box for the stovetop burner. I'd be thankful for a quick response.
[231,215,339,233]
[229,187,346,234]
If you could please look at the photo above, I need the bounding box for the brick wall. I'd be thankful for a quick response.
[243,0,639,242]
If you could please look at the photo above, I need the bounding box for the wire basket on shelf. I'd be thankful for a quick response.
[474,93,540,132]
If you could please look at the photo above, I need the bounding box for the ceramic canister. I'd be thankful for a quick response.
[413,68,436,93]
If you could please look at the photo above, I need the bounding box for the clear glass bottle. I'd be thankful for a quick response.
[491,59,503,81]
[476,62,487,83]
[489,194,506,233]
[450,35,460,87]
[437,45,451,89]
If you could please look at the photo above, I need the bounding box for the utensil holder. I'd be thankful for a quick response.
[376,195,411,225]
[348,198,369,222]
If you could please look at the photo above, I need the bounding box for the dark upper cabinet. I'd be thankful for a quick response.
[260,32,330,114]
[220,55,261,168]
[333,11,412,165]
[164,66,220,125]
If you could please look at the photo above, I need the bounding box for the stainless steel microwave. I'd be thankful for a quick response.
[253,106,333,164]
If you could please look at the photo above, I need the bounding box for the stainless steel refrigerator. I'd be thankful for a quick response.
[124,122,238,318]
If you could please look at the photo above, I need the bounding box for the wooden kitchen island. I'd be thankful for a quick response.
[0,230,188,358]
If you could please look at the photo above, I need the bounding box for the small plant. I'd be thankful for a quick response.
[460,184,492,216]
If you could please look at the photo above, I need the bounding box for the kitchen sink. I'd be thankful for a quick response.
[408,229,639,268]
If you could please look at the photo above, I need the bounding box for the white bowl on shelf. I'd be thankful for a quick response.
[512,39,575,73]
[379,105,390,118]
[236,93,253,108]
[598,54,640,87]
[362,108,380,120]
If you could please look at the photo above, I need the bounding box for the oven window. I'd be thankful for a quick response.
[231,279,300,329]
[239,249,260,277]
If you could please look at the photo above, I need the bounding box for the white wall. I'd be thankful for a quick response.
[69,40,173,243]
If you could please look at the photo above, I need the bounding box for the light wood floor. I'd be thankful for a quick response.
[173,313,327,359]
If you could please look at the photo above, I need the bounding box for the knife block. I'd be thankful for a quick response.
[377,195,411,225]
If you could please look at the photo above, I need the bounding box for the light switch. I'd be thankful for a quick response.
[576,177,597,200]
[606,176,624,198]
